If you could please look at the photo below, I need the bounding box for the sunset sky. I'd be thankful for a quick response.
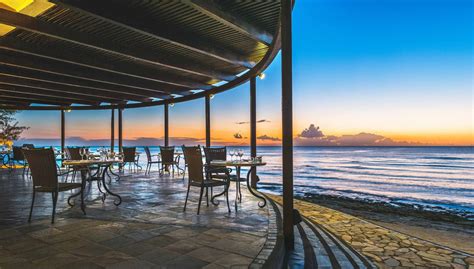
[16,0,473,146]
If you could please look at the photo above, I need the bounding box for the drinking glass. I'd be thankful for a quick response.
[238,149,244,160]
[229,149,235,161]
[79,148,84,160]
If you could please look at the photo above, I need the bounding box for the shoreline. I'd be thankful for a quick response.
[298,193,474,255]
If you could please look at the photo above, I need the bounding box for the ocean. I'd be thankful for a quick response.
[41,145,474,217]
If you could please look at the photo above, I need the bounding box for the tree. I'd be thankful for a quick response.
[0,109,29,148]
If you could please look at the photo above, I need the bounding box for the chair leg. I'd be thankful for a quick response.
[183,183,191,212]
[28,190,36,222]
[51,191,58,224]
[206,187,209,207]
[225,184,231,213]
[197,186,204,215]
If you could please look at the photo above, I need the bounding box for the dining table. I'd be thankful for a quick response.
[210,159,267,211]
[63,158,124,212]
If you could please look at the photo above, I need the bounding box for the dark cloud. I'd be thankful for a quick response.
[298,124,324,138]
[233,133,244,139]
[257,135,281,141]
[294,124,424,146]
[236,119,270,125]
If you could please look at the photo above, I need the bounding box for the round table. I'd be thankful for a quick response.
[63,159,123,211]
[210,160,267,211]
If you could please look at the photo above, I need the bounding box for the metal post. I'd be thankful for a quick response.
[118,108,123,153]
[205,95,211,148]
[250,77,257,188]
[60,109,65,159]
[111,109,115,152]
[281,0,294,250]
[164,104,169,147]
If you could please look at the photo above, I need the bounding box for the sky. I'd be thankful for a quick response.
[16,0,473,146]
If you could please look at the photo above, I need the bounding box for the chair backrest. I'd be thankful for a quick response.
[22,144,35,149]
[23,148,58,189]
[12,146,25,161]
[66,147,82,160]
[160,146,175,163]
[122,147,136,162]
[182,145,203,183]
[203,147,227,164]
[144,146,152,162]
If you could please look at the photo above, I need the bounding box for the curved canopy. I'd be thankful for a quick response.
[0,0,282,110]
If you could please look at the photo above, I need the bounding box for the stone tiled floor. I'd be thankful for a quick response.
[0,168,270,268]
[269,194,474,269]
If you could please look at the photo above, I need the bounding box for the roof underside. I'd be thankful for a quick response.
[0,0,282,110]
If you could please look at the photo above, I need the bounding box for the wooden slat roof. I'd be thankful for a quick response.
[0,0,283,110]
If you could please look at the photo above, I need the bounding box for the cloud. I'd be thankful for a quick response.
[233,133,244,139]
[294,124,424,146]
[298,124,324,138]
[235,119,271,125]
[257,134,281,141]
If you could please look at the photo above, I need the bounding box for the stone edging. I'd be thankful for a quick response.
[249,193,286,269]
[268,194,474,269]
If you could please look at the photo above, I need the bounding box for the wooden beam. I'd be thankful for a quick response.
[281,0,294,250]
[205,95,211,148]
[111,109,115,152]
[0,52,189,97]
[0,9,235,81]
[118,108,123,153]
[0,95,72,106]
[0,85,106,106]
[0,73,162,102]
[164,104,169,147]
[0,63,170,99]
[0,100,30,106]
[0,42,211,90]
[51,0,254,69]
[188,0,273,46]
[250,77,257,188]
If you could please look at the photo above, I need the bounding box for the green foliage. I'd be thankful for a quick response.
[0,109,29,144]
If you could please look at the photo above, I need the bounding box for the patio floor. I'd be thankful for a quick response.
[0,168,272,268]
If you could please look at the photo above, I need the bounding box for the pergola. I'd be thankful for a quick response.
[0,0,295,249]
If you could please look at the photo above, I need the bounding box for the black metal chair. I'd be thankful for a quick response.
[182,145,230,214]
[10,146,28,176]
[23,148,84,223]
[121,147,140,172]
[64,147,83,182]
[144,146,160,175]
[159,146,180,175]
[204,146,244,201]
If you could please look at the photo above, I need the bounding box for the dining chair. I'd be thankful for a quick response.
[204,146,244,201]
[159,146,179,175]
[144,146,160,175]
[182,145,230,214]
[10,146,28,176]
[23,148,84,223]
[64,147,83,182]
[122,147,139,172]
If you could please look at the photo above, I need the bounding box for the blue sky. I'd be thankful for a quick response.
[18,0,473,145]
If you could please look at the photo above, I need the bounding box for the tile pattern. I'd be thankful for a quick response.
[0,169,274,268]
[268,194,474,269]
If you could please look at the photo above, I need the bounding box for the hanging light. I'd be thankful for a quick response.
[169,103,175,107]
[209,94,215,100]
[258,73,266,80]
[65,108,72,113]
